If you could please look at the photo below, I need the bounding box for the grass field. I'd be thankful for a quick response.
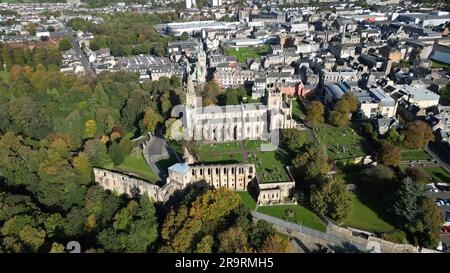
[257,204,327,232]
[116,154,159,183]
[315,125,367,161]
[0,70,9,83]
[224,45,270,62]
[237,191,257,210]
[424,167,450,182]
[248,151,290,183]
[196,152,244,164]
[344,193,395,233]
[400,149,431,161]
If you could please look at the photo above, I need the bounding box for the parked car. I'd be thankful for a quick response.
[429,185,439,192]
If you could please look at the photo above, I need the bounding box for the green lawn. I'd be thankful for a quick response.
[315,125,367,161]
[243,140,270,151]
[237,191,257,210]
[344,193,395,233]
[196,152,244,164]
[424,167,450,182]
[224,45,270,62]
[193,141,242,154]
[431,60,449,69]
[257,204,327,232]
[248,151,290,183]
[291,98,306,121]
[0,70,9,83]
[400,149,431,161]
[116,154,159,183]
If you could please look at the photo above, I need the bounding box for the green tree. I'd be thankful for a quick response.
[108,138,132,166]
[180,32,189,41]
[73,152,93,185]
[305,101,324,125]
[58,37,73,51]
[83,139,112,167]
[329,94,358,127]
[389,177,425,231]
[97,196,158,253]
[282,129,308,151]
[292,143,330,183]
[386,128,404,146]
[415,197,443,248]
[309,178,352,224]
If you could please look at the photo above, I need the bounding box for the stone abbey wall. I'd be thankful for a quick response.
[93,168,161,201]
[93,163,295,204]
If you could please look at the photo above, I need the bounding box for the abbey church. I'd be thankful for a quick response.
[180,79,298,142]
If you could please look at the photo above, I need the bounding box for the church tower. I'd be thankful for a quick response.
[185,73,198,108]
[266,89,282,110]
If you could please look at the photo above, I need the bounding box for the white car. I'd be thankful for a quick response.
[437,241,443,251]
[436,200,442,207]
[429,185,439,192]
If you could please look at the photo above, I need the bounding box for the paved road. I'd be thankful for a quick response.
[251,211,368,252]
[426,143,450,174]
[51,25,96,77]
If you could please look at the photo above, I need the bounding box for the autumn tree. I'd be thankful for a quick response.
[85,119,97,138]
[141,106,163,133]
[405,167,428,184]
[376,140,401,167]
[402,121,434,149]
[218,227,252,253]
[160,188,241,253]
